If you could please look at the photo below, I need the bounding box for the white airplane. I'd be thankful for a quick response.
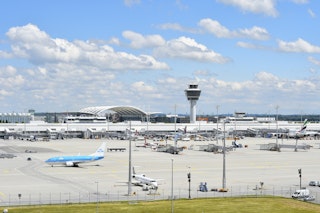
[132,167,158,190]
[287,119,319,138]
[45,142,106,167]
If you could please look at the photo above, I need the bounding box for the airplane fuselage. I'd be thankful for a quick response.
[45,142,106,167]
[45,155,104,166]
[133,174,158,189]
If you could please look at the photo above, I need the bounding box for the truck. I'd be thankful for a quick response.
[292,189,310,199]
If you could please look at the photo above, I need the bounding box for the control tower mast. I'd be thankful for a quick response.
[184,84,201,123]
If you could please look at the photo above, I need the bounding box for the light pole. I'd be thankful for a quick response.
[275,105,279,151]
[128,121,132,195]
[18,194,21,206]
[234,112,237,143]
[107,113,110,132]
[95,181,99,213]
[216,105,219,144]
[174,104,177,133]
[298,168,302,190]
[187,168,191,199]
[222,120,226,190]
[171,158,174,213]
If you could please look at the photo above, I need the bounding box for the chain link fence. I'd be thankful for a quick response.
[1,185,319,207]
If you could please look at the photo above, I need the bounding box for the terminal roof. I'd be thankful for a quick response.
[78,106,147,116]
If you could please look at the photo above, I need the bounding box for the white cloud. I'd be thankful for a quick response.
[199,19,232,38]
[122,31,166,49]
[278,38,320,53]
[254,71,279,82]
[0,66,23,99]
[2,22,319,114]
[124,0,140,7]
[128,81,166,101]
[237,41,258,49]
[0,66,25,89]
[175,0,188,10]
[154,36,229,63]
[197,71,319,113]
[0,89,11,96]
[157,23,198,33]
[199,19,269,40]
[37,67,47,75]
[0,65,16,76]
[108,37,120,45]
[5,24,169,70]
[0,24,174,111]
[131,81,155,92]
[291,0,309,4]
[217,0,278,17]
[158,77,177,84]
[0,66,25,91]
[238,26,269,40]
[193,70,210,76]
[308,9,316,18]
[0,50,12,58]
[308,56,320,66]
[158,23,184,31]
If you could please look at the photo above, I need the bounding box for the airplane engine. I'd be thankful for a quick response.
[66,161,74,167]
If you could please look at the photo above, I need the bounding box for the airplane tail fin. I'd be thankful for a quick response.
[90,142,106,157]
[299,119,308,133]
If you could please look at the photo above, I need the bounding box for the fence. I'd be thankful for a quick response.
[1,185,319,207]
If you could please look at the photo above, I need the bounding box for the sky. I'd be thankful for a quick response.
[0,0,320,115]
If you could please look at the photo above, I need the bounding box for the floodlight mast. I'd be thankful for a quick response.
[184,84,201,123]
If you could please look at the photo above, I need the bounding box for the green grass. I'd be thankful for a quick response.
[5,197,320,213]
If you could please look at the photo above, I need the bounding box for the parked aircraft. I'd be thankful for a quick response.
[132,167,158,190]
[267,119,316,139]
[156,134,183,154]
[45,142,106,167]
[287,119,319,138]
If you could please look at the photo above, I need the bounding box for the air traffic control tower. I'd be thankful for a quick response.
[185,84,201,123]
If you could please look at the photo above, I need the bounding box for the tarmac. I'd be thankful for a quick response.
[0,137,320,206]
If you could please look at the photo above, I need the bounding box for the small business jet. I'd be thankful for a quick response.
[132,167,158,190]
[45,142,106,167]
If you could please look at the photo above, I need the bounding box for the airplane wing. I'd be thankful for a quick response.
[155,179,165,185]
[114,181,142,187]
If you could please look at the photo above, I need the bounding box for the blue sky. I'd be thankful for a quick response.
[0,0,320,115]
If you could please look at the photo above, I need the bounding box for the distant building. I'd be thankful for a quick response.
[0,111,33,123]
[64,116,108,123]
[224,112,275,123]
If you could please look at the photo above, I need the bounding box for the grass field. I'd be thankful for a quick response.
[5,197,320,213]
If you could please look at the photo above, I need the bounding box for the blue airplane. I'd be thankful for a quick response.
[45,142,106,167]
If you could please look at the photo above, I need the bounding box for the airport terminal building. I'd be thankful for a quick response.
[0,105,316,141]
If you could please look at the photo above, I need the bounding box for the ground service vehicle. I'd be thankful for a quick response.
[309,181,319,186]
[292,189,310,199]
